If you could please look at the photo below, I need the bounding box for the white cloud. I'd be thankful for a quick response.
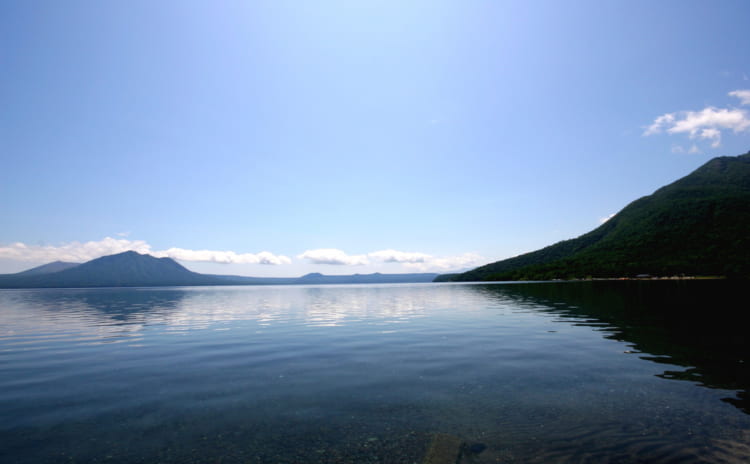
[367,249,431,264]
[0,237,290,265]
[599,213,615,224]
[0,237,153,263]
[297,248,484,272]
[644,113,676,136]
[2,239,483,274]
[369,249,484,272]
[297,249,370,265]
[699,128,722,147]
[668,107,750,136]
[729,89,750,105]
[154,248,291,265]
[644,91,750,149]
[403,252,484,272]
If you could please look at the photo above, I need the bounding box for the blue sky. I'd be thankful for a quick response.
[2,0,750,276]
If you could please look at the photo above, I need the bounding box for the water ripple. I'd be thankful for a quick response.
[1,282,749,463]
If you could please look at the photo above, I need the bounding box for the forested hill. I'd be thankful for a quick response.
[440,151,750,282]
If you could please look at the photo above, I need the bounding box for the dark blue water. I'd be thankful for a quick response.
[1,281,749,463]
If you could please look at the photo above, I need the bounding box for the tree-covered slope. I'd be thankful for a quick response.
[444,151,750,281]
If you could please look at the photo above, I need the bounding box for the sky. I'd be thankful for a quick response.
[2,0,750,277]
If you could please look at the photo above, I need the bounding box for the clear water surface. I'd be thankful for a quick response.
[1,281,749,463]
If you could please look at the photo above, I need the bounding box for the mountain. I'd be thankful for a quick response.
[440,151,750,282]
[13,261,80,276]
[0,251,225,288]
[0,252,439,288]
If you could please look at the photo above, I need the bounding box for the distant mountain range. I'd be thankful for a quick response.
[438,150,750,281]
[0,251,438,289]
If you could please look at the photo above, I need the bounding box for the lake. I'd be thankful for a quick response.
[1,281,749,463]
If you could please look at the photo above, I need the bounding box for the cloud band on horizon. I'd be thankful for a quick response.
[0,238,482,273]
[297,248,484,271]
[0,237,291,266]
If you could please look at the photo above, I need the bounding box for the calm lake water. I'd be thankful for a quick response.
[1,281,749,463]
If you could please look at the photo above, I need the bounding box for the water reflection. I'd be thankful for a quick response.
[2,282,750,463]
[3,281,748,414]
[0,284,456,339]
[0,288,186,343]
[468,280,750,414]
[300,285,440,326]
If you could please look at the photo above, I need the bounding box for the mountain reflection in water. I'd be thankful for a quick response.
[471,280,750,414]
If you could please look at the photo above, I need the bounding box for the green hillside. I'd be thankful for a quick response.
[442,151,750,281]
